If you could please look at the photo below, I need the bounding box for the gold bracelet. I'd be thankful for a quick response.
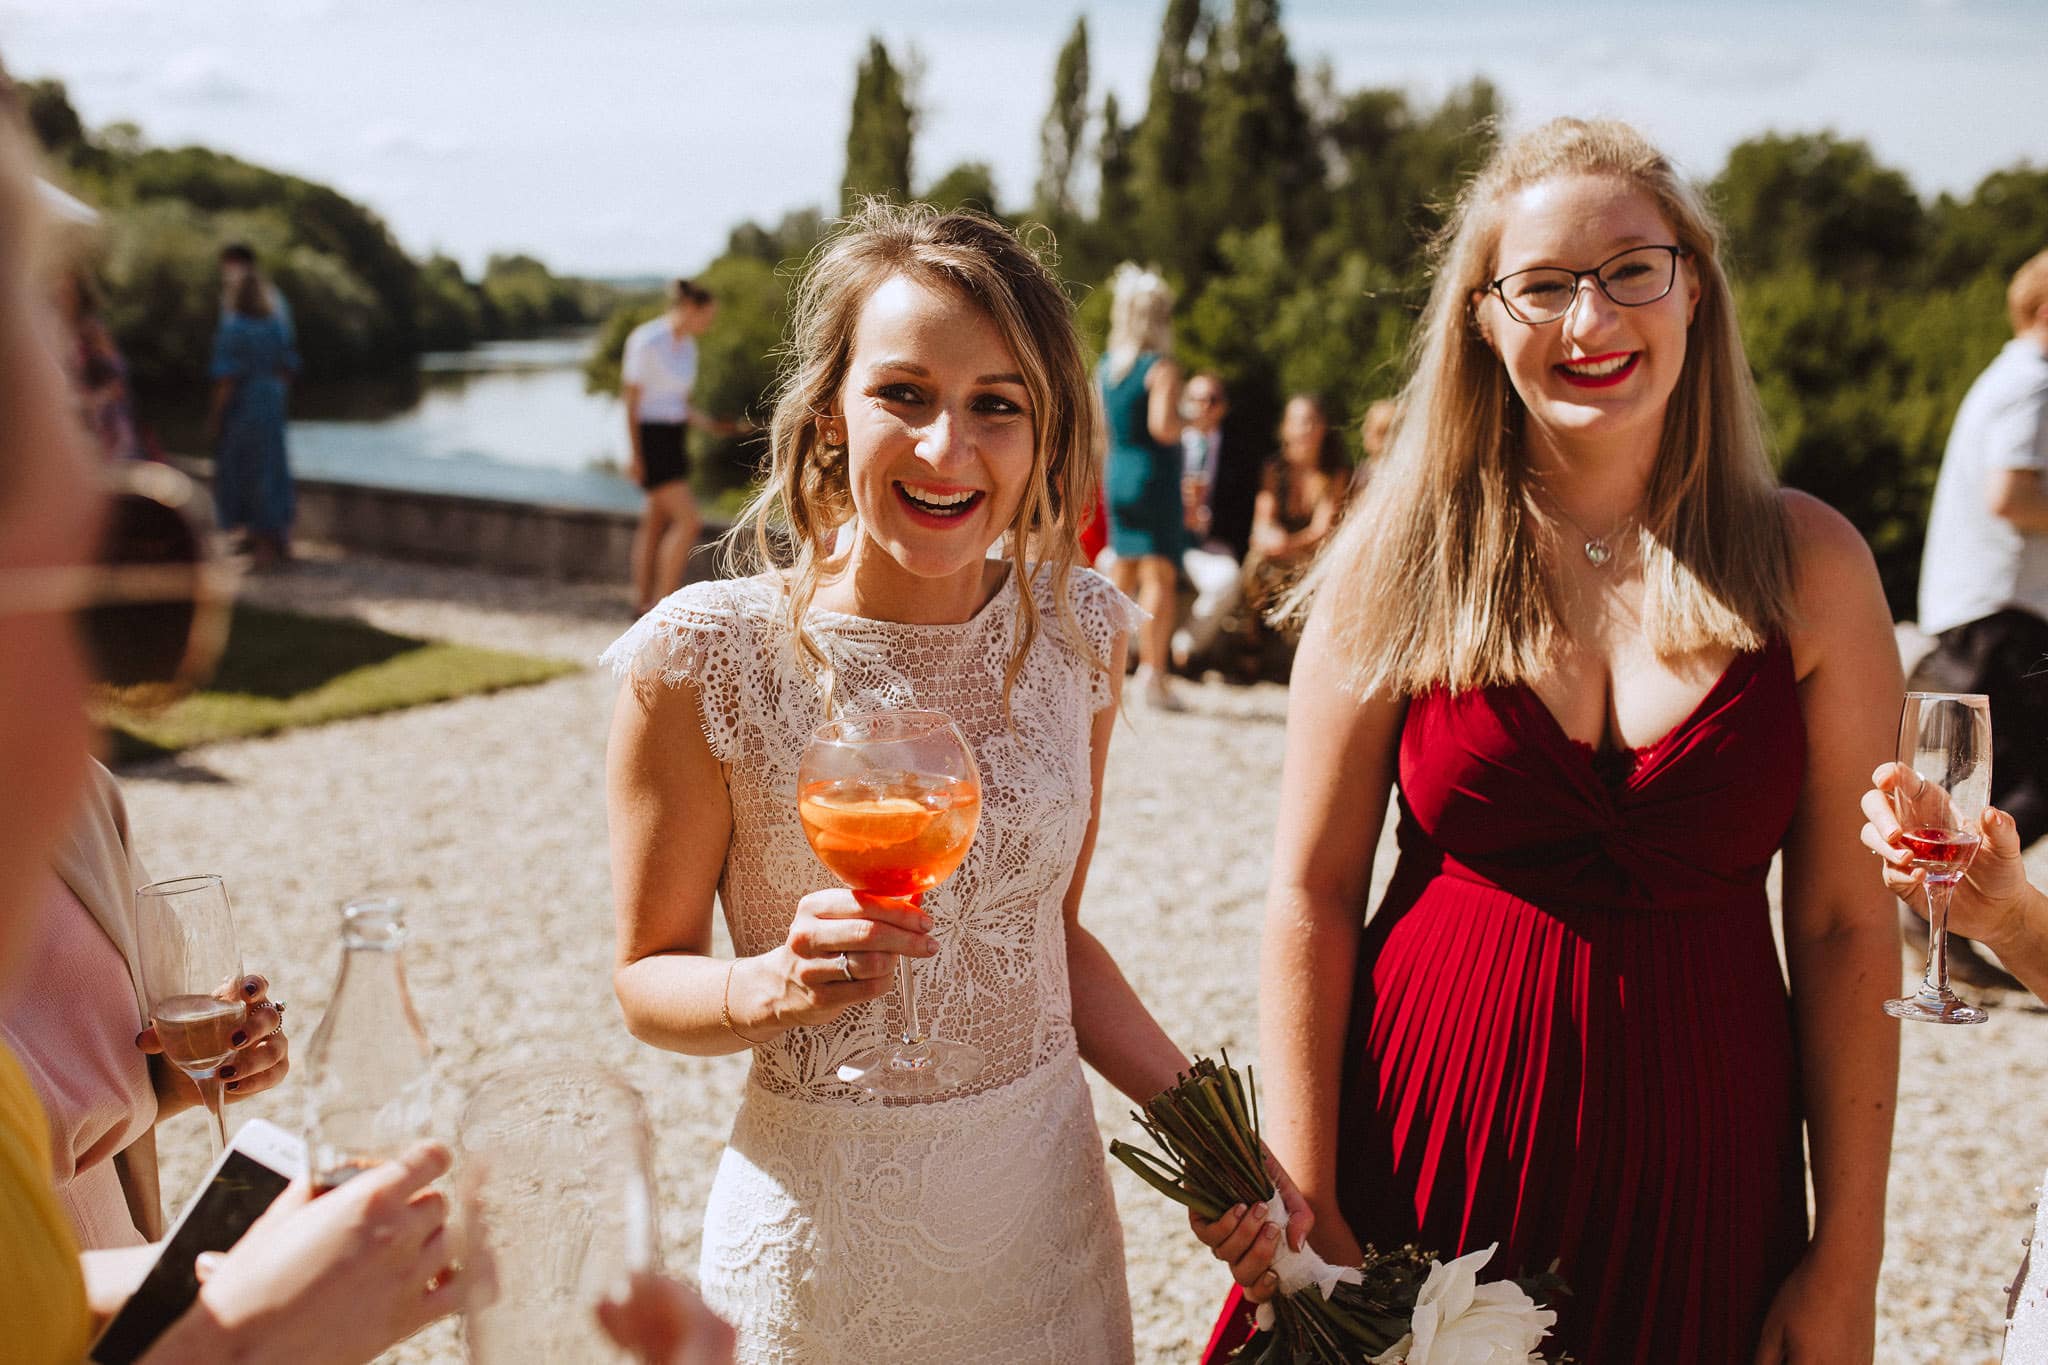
[720,960,766,1047]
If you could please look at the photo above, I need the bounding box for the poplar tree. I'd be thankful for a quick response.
[1034,17,1091,225]
[1202,0,1319,250]
[1097,91,1136,232]
[1128,0,1209,277]
[842,37,915,213]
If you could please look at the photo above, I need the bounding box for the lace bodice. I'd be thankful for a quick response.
[603,564,1141,1107]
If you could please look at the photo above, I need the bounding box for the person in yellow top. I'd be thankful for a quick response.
[0,1042,90,1361]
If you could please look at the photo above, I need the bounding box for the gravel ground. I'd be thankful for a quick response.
[120,548,2046,1364]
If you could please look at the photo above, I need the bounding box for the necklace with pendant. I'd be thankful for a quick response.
[1550,503,1637,568]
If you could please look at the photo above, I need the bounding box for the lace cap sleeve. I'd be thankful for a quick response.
[1064,567,1147,713]
[599,579,774,760]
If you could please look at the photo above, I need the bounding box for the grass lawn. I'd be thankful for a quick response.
[99,604,579,764]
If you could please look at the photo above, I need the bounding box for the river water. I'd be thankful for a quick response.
[280,335,643,513]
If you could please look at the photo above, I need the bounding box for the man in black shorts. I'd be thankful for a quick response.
[622,278,738,612]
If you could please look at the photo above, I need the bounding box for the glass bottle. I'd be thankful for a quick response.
[301,896,435,1191]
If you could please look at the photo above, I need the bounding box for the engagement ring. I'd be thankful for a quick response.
[837,952,854,982]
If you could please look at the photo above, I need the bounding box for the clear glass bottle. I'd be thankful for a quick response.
[301,896,435,1190]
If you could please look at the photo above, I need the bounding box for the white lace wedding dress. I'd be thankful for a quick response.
[603,563,1143,1364]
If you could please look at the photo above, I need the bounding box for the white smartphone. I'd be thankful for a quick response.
[90,1118,305,1365]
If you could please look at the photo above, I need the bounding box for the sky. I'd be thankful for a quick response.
[4,0,2043,278]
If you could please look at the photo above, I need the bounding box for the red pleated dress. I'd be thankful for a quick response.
[1205,641,1810,1363]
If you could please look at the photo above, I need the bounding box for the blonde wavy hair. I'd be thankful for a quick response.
[1105,262,1174,374]
[1288,116,1795,698]
[733,201,1102,716]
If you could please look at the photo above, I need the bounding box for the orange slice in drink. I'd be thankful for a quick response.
[801,792,938,853]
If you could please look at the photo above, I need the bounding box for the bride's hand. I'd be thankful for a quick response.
[742,890,937,1031]
[1188,1153,1316,1305]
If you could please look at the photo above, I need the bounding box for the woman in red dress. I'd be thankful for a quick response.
[1197,118,1902,1362]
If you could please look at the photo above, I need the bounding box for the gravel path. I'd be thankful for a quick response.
[119,549,2045,1364]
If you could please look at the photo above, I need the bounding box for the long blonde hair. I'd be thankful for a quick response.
[1289,116,1794,698]
[734,201,1101,715]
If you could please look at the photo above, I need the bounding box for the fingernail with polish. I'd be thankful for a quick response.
[230,1031,247,1047]
[219,1065,237,1080]
[242,978,260,997]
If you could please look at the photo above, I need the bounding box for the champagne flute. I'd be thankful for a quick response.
[459,1065,656,1363]
[1884,691,1994,1025]
[136,874,247,1153]
[798,708,982,1096]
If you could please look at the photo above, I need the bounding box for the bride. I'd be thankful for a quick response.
[601,203,1270,1362]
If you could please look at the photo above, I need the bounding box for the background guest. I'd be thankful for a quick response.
[1351,396,1399,500]
[1232,393,1347,672]
[206,250,298,569]
[1099,262,1186,710]
[622,278,743,615]
[1174,371,1246,671]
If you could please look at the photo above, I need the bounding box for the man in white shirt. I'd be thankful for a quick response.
[1909,247,2048,989]
[622,278,734,612]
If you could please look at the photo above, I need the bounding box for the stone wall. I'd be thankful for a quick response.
[182,463,728,584]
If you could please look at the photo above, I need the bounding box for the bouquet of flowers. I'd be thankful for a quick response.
[1110,1056,1565,1365]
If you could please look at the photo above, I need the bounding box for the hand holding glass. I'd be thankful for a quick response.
[137,874,246,1152]
[797,709,982,1096]
[1884,692,1994,1025]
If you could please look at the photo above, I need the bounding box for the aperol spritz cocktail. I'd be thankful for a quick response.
[797,710,983,1095]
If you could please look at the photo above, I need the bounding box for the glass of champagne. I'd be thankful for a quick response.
[798,709,982,1096]
[1884,691,1994,1026]
[136,875,247,1153]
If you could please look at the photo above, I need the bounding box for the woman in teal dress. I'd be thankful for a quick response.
[207,267,298,567]
[1099,264,1185,710]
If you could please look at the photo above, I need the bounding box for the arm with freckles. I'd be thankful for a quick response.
[1755,491,1902,1365]
[1064,630,1193,1102]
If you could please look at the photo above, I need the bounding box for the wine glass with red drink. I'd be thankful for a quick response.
[136,874,246,1153]
[1884,691,1994,1025]
[798,709,982,1096]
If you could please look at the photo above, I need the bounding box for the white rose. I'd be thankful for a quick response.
[1403,1243,1557,1365]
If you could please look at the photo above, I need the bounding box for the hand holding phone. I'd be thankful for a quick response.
[91,1119,302,1364]
[93,1131,472,1365]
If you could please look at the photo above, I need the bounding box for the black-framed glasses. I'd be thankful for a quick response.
[1483,244,1689,325]
[0,461,234,701]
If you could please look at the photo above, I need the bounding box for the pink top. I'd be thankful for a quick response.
[0,871,157,1249]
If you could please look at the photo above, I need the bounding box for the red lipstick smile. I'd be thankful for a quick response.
[1554,351,1639,388]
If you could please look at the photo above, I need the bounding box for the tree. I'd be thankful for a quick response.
[923,162,1001,216]
[1712,132,1927,287]
[842,37,917,212]
[1202,0,1319,250]
[1129,0,1209,278]
[1928,165,2048,288]
[1034,17,1091,226]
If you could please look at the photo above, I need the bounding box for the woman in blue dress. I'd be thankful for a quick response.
[207,267,298,567]
[1098,263,1186,710]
